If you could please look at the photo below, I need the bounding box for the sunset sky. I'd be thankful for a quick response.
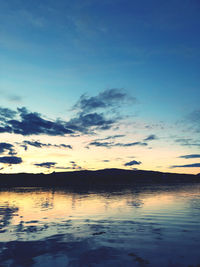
[0,0,200,174]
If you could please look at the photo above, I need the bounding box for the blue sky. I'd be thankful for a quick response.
[0,0,200,173]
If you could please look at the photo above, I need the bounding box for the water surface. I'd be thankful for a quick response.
[0,184,200,266]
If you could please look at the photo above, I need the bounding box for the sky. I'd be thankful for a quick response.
[0,0,200,174]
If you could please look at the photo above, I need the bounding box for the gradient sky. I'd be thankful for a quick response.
[0,0,200,174]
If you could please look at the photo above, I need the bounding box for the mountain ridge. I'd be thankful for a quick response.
[0,168,199,187]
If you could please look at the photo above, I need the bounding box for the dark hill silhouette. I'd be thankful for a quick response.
[0,168,199,187]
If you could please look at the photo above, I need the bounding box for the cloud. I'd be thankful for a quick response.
[7,95,22,103]
[95,134,125,142]
[20,140,72,150]
[59,144,72,149]
[88,141,111,148]
[73,88,136,114]
[0,89,135,136]
[0,91,22,103]
[53,166,72,170]
[0,156,22,164]
[52,161,83,170]
[67,89,137,133]
[68,161,82,170]
[179,154,200,159]
[66,112,115,133]
[0,107,73,136]
[34,160,82,170]
[171,163,200,168]
[116,142,147,147]
[124,160,142,166]
[187,109,200,124]
[144,134,158,141]
[0,143,16,155]
[88,141,147,148]
[0,107,17,121]
[184,110,200,133]
[23,140,44,149]
[34,162,57,169]
[175,138,200,147]
[175,138,192,143]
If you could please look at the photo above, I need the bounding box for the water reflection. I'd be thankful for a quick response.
[0,184,200,266]
[0,205,18,232]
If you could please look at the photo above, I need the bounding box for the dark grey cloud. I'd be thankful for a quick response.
[171,163,200,168]
[34,161,82,170]
[0,107,73,136]
[68,89,137,134]
[179,154,200,159]
[34,162,57,169]
[20,140,72,150]
[23,140,44,149]
[124,160,142,166]
[0,156,22,164]
[88,141,147,148]
[144,134,158,141]
[0,107,17,121]
[73,88,136,114]
[0,89,135,136]
[0,143,16,155]
[66,112,115,133]
[102,160,110,162]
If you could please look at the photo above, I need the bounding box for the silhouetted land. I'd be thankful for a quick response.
[0,169,199,187]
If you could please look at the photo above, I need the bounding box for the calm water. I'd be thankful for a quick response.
[0,184,200,267]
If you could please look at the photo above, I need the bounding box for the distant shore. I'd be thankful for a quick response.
[0,168,199,187]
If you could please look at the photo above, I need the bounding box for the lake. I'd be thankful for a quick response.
[0,183,200,266]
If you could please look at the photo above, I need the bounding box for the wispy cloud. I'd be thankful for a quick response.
[183,109,200,133]
[94,134,125,142]
[0,91,22,103]
[175,138,200,147]
[179,154,200,159]
[187,109,200,124]
[88,141,147,148]
[171,163,200,168]
[20,140,72,150]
